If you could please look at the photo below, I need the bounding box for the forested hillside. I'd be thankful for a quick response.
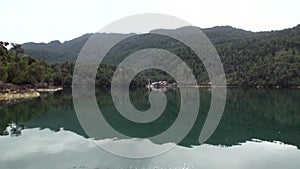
[19,25,300,87]
[0,42,74,87]
[23,34,91,64]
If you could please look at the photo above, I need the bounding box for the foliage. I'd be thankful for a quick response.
[5,25,300,87]
[0,43,55,85]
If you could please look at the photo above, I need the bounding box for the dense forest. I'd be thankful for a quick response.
[0,42,143,88]
[0,42,77,88]
[1,25,300,88]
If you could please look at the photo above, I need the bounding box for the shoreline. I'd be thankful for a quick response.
[0,84,299,101]
[176,85,300,89]
[0,91,40,100]
[0,87,63,101]
[36,87,63,92]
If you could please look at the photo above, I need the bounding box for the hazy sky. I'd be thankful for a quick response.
[2,0,300,43]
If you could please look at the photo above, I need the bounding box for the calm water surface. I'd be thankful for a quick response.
[0,89,300,169]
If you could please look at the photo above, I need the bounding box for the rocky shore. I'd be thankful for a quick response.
[0,91,40,100]
[0,82,62,100]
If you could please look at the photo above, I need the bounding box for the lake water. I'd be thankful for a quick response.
[0,89,300,169]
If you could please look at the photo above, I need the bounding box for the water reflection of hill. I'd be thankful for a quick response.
[0,89,299,148]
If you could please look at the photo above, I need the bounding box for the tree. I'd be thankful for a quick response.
[292,49,296,56]
[0,64,8,81]
[0,41,9,55]
[11,43,24,57]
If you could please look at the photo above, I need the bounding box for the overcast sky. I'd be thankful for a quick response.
[2,0,300,43]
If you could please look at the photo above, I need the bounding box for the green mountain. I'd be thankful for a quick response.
[23,33,92,63]
[22,25,300,87]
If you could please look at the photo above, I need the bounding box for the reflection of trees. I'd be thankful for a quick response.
[97,88,181,138]
[181,89,300,148]
[0,91,73,136]
[1,89,299,149]
[226,89,300,125]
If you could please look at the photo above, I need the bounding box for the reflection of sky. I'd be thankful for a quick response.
[1,128,300,169]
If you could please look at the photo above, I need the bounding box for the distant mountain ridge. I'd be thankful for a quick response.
[22,25,300,64]
[21,25,300,87]
[23,33,92,63]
